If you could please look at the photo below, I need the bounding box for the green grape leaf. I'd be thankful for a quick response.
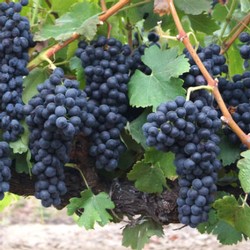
[51,0,81,16]
[213,220,243,245]
[34,2,100,41]
[235,204,250,237]
[127,160,167,193]
[122,219,164,250]
[188,14,220,34]
[69,56,85,88]
[240,0,250,12]
[67,189,114,229]
[126,109,150,149]
[144,148,177,180]
[237,150,250,193]
[175,0,210,15]
[218,135,241,166]
[22,68,49,104]
[198,209,243,245]
[212,3,228,22]
[227,44,245,76]
[198,209,219,234]
[14,153,30,174]
[213,195,239,226]
[128,46,188,109]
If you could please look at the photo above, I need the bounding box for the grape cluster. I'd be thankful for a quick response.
[24,68,96,207]
[0,0,35,142]
[218,71,250,107]
[223,102,250,145]
[143,96,222,227]
[239,32,250,68]
[0,142,12,200]
[76,36,131,171]
[181,44,227,105]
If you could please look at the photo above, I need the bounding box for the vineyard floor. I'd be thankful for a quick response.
[0,197,250,250]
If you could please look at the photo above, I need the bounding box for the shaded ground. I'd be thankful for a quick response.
[0,197,250,250]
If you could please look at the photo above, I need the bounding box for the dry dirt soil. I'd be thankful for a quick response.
[1,196,250,250]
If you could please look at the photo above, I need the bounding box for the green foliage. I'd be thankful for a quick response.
[237,150,250,193]
[34,2,100,41]
[127,149,176,193]
[67,189,115,229]
[122,218,164,250]
[1,0,250,248]
[22,68,49,104]
[218,136,241,166]
[175,0,211,15]
[198,209,244,245]
[128,46,189,110]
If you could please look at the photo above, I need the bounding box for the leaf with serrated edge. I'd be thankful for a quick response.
[198,209,243,245]
[175,0,210,15]
[213,220,243,245]
[67,189,114,229]
[128,46,188,109]
[213,195,238,227]
[122,219,164,250]
[127,160,167,193]
[237,150,250,193]
[144,148,177,180]
[34,2,100,41]
[235,204,250,237]
[218,135,241,166]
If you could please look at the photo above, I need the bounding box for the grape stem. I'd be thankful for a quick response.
[186,86,213,101]
[220,12,250,54]
[219,0,237,40]
[27,0,131,70]
[166,0,250,148]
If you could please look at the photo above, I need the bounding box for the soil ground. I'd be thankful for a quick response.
[1,196,250,250]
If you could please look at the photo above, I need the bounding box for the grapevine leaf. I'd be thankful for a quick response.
[69,56,85,88]
[198,209,243,245]
[188,14,220,34]
[213,195,238,226]
[67,189,114,229]
[14,153,30,174]
[126,109,150,149]
[198,209,219,234]
[127,160,167,193]
[51,0,80,16]
[227,44,245,76]
[240,0,250,12]
[128,46,188,109]
[122,219,164,250]
[218,135,241,166]
[144,148,177,180]
[237,150,250,193]
[66,40,78,60]
[175,0,210,15]
[213,220,243,245]
[235,204,250,237]
[22,68,49,104]
[34,2,100,41]
[212,3,228,22]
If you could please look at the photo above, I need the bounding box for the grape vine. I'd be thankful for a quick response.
[1,0,250,249]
